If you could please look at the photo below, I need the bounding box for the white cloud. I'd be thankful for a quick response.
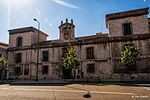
[53,0,79,9]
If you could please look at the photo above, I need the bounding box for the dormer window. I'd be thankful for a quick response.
[123,23,132,36]
[16,37,23,47]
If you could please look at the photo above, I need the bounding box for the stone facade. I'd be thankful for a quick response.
[7,8,150,81]
[0,42,8,58]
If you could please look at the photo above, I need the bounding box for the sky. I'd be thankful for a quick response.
[0,0,150,43]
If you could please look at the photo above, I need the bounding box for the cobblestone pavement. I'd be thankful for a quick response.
[0,84,149,100]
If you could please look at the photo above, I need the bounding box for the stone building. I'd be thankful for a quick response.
[8,7,150,81]
[0,42,8,58]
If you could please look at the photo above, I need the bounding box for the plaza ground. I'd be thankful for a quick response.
[0,83,149,100]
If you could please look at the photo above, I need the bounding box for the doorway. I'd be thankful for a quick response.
[62,68,72,79]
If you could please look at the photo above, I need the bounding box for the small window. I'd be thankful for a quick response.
[16,37,23,47]
[87,64,95,74]
[14,67,21,75]
[42,66,49,75]
[86,47,94,59]
[42,51,49,61]
[15,53,22,63]
[123,23,132,35]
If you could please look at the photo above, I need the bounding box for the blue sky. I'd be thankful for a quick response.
[0,0,150,43]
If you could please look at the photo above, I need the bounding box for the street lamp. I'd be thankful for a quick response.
[33,18,40,81]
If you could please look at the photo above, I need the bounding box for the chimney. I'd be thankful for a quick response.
[66,18,68,23]
[61,21,63,25]
[71,19,73,24]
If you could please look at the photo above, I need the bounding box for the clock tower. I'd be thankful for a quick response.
[59,19,75,41]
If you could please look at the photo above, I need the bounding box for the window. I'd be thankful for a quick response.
[42,66,48,75]
[86,47,94,59]
[62,47,68,57]
[42,51,49,61]
[15,53,22,63]
[0,54,2,57]
[123,23,132,35]
[24,65,29,75]
[16,37,23,47]
[87,64,95,74]
[14,67,21,75]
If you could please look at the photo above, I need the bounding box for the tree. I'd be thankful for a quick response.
[62,47,80,70]
[121,45,140,71]
[0,57,8,80]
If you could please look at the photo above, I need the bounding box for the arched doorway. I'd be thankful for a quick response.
[62,67,72,79]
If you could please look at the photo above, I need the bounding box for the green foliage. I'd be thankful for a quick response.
[0,57,8,70]
[62,47,80,70]
[0,57,8,80]
[121,45,140,68]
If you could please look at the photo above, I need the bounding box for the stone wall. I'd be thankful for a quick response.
[113,73,150,82]
[9,31,47,48]
[108,15,149,37]
[0,48,7,58]
[78,43,112,80]
[111,39,150,73]
[9,32,32,47]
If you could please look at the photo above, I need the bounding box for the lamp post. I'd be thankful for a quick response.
[33,18,40,81]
